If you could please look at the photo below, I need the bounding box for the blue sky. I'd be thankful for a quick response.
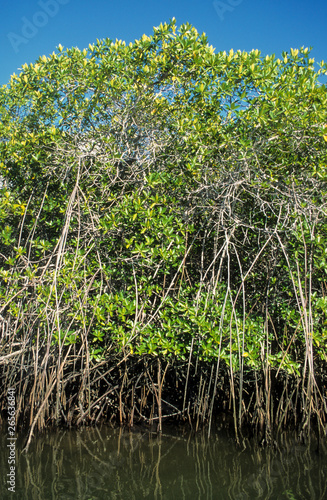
[1,0,326,86]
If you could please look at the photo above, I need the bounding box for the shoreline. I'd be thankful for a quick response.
[1,349,326,451]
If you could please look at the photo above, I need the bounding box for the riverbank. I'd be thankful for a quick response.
[1,348,326,452]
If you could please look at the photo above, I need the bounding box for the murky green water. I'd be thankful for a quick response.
[0,424,326,499]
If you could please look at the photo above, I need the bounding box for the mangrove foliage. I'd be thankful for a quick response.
[0,19,327,448]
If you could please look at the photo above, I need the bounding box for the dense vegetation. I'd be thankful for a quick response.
[0,20,326,448]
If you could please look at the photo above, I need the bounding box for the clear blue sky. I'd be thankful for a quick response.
[1,0,326,86]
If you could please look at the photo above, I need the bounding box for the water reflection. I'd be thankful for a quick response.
[0,425,326,499]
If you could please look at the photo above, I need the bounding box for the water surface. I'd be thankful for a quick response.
[0,424,326,499]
